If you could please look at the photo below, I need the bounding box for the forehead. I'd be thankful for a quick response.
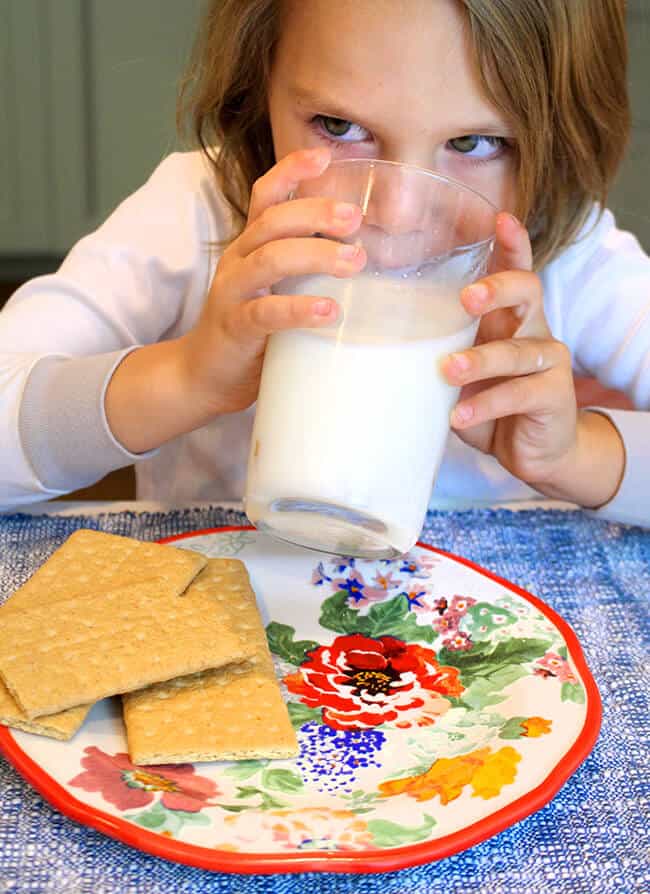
[272,0,509,135]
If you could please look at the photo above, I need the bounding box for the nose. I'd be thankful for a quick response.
[362,165,428,236]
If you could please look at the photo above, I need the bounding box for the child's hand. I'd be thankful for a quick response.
[441,213,625,506]
[184,147,365,414]
[106,148,365,454]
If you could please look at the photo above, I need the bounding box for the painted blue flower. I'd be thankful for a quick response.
[335,571,386,606]
[401,588,428,611]
[311,562,332,586]
[398,557,430,578]
[339,575,367,604]
[296,722,386,794]
[332,557,356,574]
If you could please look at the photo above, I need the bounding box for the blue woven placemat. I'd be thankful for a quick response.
[0,507,648,894]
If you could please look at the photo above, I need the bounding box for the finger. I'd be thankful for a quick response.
[233,292,340,340]
[442,337,570,387]
[248,148,331,222]
[450,368,569,430]
[489,212,533,274]
[229,237,366,298]
[460,269,543,318]
[236,197,362,258]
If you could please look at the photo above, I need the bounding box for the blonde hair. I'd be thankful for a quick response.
[178,0,630,268]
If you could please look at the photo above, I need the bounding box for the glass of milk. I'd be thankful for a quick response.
[244,159,498,558]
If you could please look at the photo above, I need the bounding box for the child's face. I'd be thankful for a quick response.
[268,0,517,213]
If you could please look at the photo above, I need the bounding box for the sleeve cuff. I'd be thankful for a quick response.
[18,348,158,492]
[585,408,648,527]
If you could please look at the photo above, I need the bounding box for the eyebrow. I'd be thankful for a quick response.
[287,84,513,137]
[288,84,376,127]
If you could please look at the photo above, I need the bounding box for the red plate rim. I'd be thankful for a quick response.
[0,524,602,875]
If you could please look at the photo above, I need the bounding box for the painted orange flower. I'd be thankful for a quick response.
[379,746,521,804]
[521,716,552,737]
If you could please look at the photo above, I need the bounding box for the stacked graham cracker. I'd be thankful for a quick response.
[0,530,298,764]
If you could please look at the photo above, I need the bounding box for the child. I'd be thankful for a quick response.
[0,0,648,525]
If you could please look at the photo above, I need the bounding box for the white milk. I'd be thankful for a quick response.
[244,271,478,557]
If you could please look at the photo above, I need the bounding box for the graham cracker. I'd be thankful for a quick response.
[0,529,206,739]
[123,559,299,764]
[6,529,207,612]
[0,576,254,719]
[0,679,90,740]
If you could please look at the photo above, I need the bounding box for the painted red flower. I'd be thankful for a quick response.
[69,746,219,812]
[284,634,464,731]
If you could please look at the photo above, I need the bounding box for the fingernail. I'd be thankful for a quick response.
[451,404,474,425]
[337,243,361,260]
[313,299,335,316]
[334,202,358,221]
[448,352,471,375]
[462,283,489,311]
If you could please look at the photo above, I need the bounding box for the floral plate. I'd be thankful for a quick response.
[0,526,600,874]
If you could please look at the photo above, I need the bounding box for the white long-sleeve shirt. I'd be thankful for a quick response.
[1,152,649,523]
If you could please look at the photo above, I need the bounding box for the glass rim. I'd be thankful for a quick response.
[326,156,499,213]
[319,157,498,257]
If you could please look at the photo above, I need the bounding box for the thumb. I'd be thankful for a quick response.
[489,212,533,275]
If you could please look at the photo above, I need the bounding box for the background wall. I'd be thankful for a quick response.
[610,0,650,248]
[0,0,203,277]
[0,0,648,278]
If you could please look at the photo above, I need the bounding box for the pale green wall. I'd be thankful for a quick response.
[0,0,648,277]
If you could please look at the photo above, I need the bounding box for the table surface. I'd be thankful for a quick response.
[0,500,647,894]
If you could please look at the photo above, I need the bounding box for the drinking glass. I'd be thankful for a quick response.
[244,159,498,558]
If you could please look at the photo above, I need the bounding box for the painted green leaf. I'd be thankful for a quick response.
[319,591,366,635]
[127,802,167,829]
[365,596,410,633]
[455,710,505,729]
[224,759,268,781]
[558,645,568,660]
[438,638,552,687]
[461,677,508,710]
[234,785,287,810]
[342,790,381,807]
[266,621,319,665]
[561,681,586,704]
[499,716,528,739]
[125,802,210,833]
[367,814,436,848]
[364,595,436,643]
[319,591,435,643]
[287,701,322,729]
[261,768,304,793]
[457,661,528,710]
[487,665,528,689]
[259,792,288,810]
[463,602,518,640]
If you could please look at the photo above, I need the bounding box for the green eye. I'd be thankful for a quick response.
[322,116,353,137]
[449,135,481,153]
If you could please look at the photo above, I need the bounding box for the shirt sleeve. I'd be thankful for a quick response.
[0,152,224,510]
[543,209,650,527]
[545,208,650,406]
[585,408,648,527]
